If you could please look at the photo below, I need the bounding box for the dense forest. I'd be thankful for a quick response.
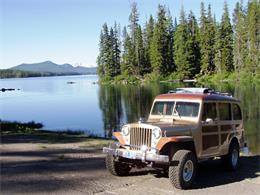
[97,1,259,83]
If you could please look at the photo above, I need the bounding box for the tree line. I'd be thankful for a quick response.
[0,69,91,79]
[97,1,259,82]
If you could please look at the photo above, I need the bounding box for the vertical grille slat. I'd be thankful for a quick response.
[130,127,152,150]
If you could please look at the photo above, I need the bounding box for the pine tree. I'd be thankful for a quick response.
[107,27,115,77]
[187,11,201,76]
[97,29,105,77]
[143,15,154,74]
[215,2,233,73]
[97,23,112,77]
[97,23,121,78]
[128,2,139,75]
[233,1,247,72]
[246,0,260,73]
[200,3,216,74]
[136,25,145,75]
[174,7,191,78]
[207,4,217,72]
[150,5,168,75]
[112,23,121,76]
[166,9,175,72]
[121,27,135,75]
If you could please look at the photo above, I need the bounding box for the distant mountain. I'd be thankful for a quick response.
[10,61,97,75]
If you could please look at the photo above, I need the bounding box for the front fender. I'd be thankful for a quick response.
[156,136,194,151]
[113,132,125,145]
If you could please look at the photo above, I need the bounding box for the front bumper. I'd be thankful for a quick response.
[103,147,169,163]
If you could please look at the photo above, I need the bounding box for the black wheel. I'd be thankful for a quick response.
[221,141,240,171]
[105,153,131,176]
[169,150,197,189]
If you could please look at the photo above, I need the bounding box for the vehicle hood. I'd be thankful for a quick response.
[150,121,196,137]
[130,120,197,137]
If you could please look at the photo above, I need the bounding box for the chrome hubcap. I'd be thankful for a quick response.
[231,149,238,167]
[183,160,194,182]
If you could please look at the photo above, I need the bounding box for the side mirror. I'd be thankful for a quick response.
[205,118,213,124]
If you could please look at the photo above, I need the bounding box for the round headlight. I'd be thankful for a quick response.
[122,126,130,136]
[152,127,161,139]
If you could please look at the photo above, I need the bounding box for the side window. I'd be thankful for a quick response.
[219,103,231,120]
[233,104,242,120]
[202,103,217,121]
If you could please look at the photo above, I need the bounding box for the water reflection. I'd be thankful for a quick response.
[98,82,259,154]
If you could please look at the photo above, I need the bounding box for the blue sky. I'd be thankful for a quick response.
[1,0,239,69]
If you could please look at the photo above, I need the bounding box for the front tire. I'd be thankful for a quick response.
[169,150,197,189]
[105,153,131,176]
[221,141,240,171]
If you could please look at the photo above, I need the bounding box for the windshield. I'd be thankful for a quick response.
[151,101,175,115]
[174,102,200,117]
[151,101,200,117]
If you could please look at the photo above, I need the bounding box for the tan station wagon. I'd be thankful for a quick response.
[103,88,247,189]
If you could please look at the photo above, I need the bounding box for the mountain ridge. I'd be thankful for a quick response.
[10,61,97,75]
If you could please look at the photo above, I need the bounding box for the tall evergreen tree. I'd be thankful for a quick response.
[97,29,105,77]
[166,9,175,72]
[121,27,135,75]
[233,1,247,72]
[143,15,154,74]
[97,23,113,77]
[207,4,217,72]
[128,2,139,74]
[174,6,189,78]
[150,5,168,75]
[174,7,200,78]
[112,23,121,76]
[215,2,233,72]
[246,0,260,73]
[187,11,201,76]
[200,3,217,74]
[136,25,145,75]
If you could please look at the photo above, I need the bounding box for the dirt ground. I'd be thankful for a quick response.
[1,135,260,195]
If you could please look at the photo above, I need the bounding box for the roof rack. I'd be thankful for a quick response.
[168,88,232,97]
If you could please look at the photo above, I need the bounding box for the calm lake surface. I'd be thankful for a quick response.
[0,75,259,154]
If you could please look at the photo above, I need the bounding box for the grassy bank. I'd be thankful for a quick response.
[1,121,113,148]
[98,72,260,85]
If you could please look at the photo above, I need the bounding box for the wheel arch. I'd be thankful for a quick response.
[229,136,239,147]
[159,140,197,160]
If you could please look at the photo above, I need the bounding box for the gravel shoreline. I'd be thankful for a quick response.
[1,135,260,195]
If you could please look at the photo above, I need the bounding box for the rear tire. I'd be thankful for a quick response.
[221,141,240,171]
[169,150,197,189]
[105,153,131,176]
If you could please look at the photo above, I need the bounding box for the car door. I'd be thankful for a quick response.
[218,102,233,154]
[201,102,220,156]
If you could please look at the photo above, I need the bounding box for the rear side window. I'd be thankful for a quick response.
[233,104,242,120]
[219,103,231,120]
[202,103,217,121]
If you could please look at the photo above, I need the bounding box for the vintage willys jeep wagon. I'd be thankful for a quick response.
[103,88,246,189]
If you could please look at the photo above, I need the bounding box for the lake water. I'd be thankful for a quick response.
[0,75,259,154]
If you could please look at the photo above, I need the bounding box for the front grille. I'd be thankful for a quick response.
[130,127,152,150]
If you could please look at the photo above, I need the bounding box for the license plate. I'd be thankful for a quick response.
[123,151,136,159]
